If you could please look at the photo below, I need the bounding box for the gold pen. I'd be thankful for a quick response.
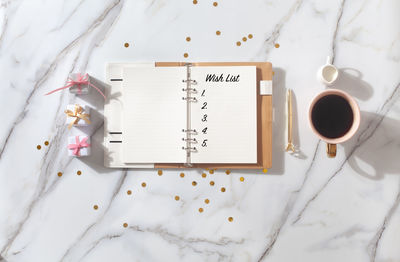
[286,89,295,153]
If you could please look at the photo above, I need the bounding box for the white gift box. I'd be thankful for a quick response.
[68,136,91,157]
[68,73,90,95]
[65,104,91,128]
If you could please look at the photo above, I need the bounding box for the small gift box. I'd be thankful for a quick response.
[68,73,90,95]
[65,104,91,129]
[45,73,106,99]
[68,136,91,157]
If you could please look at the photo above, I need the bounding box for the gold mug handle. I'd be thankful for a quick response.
[326,143,337,158]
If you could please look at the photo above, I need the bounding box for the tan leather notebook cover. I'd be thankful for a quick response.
[155,62,272,170]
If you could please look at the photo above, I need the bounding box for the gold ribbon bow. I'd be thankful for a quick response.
[64,105,91,129]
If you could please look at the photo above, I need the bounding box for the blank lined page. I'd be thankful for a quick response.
[190,66,257,164]
[122,67,186,163]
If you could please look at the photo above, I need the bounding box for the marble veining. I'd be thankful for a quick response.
[0,0,399,261]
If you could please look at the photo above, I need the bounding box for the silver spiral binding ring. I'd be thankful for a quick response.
[182,88,197,92]
[182,138,197,142]
[182,129,197,133]
[182,79,197,84]
[182,97,197,102]
[182,146,197,151]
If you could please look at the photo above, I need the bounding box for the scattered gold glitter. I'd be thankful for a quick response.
[157,170,163,176]
[192,181,197,186]
[175,195,180,201]
[210,181,215,186]
[57,172,63,177]
[180,172,185,178]
[248,34,253,39]
[36,145,41,150]
[142,182,146,187]
[184,53,189,58]
[199,207,204,213]
[242,37,247,42]
[216,30,221,36]
[186,36,191,42]
[263,169,268,174]
[209,169,214,174]
[274,43,280,48]
[193,0,198,4]
[127,190,132,195]
[240,177,245,182]
[205,199,210,204]
[44,141,49,146]
[221,187,226,192]
[202,173,207,178]
[228,217,233,222]
[93,205,98,210]
[124,43,129,48]
[225,170,231,175]
[123,223,128,228]
[236,41,241,46]
[213,2,218,6]
[77,170,82,176]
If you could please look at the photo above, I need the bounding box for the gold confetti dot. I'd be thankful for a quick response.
[57,172,63,177]
[225,170,231,175]
[157,170,163,176]
[123,223,128,228]
[124,43,129,48]
[127,190,132,195]
[210,181,215,186]
[77,170,82,176]
[228,217,233,222]
[209,169,214,174]
[236,41,241,46]
[216,30,221,36]
[175,195,180,201]
[272,71,275,76]
[242,37,247,42]
[240,177,245,182]
[93,205,98,210]
[183,53,189,58]
[186,36,191,42]
[199,207,204,213]
[248,34,253,39]
[180,172,185,178]
[36,145,41,150]
[213,2,218,7]
[202,173,207,178]
[192,181,197,186]
[274,43,280,48]
[141,182,146,187]
[205,199,210,204]
[221,187,226,192]
[263,169,268,174]
[193,0,198,4]
[44,141,49,146]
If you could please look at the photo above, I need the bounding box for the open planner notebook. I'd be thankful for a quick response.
[122,65,257,164]
[104,62,273,169]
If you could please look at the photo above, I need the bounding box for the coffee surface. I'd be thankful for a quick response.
[311,95,354,139]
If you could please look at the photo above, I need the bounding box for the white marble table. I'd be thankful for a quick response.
[1,0,399,261]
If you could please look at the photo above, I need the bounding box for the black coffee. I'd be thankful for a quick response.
[311,95,354,139]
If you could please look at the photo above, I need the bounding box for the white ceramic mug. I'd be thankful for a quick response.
[317,56,339,86]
